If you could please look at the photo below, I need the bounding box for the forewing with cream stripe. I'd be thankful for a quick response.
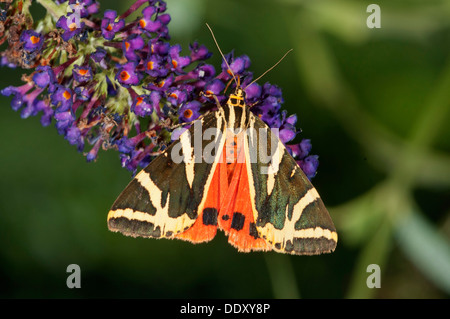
[245,112,337,255]
[107,111,226,239]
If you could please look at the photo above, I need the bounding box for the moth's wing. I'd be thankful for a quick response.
[216,131,272,252]
[175,144,228,243]
[108,111,227,241]
[245,113,337,255]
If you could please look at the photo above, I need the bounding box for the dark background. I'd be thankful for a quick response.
[0,0,449,298]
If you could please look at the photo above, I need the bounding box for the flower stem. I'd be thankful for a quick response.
[120,0,149,20]
[264,254,301,299]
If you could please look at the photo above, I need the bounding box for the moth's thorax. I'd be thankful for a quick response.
[222,88,250,130]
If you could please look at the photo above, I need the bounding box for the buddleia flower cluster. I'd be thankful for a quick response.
[0,0,319,178]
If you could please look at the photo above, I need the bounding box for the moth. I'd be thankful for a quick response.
[107,27,337,256]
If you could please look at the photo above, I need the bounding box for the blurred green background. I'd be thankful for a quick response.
[1,0,449,298]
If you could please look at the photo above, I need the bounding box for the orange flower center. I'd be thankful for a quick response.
[184,109,193,119]
[63,90,71,100]
[169,93,178,99]
[172,60,178,68]
[136,97,144,106]
[120,71,130,81]
[78,69,89,76]
[106,24,113,31]
[139,19,147,28]
[125,41,130,51]
[69,23,78,32]
[30,36,40,44]
[147,61,154,70]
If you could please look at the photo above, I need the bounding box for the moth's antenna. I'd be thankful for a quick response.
[205,23,239,87]
[244,49,293,89]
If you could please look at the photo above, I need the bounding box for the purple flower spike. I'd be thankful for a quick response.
[167,87,188,106]
[132,94,155,117]
[204,79,225,97]
[51,85,74,110]
[69,0,100,18]
[20,30,44,52]
[169,44,191,73]
[122,35,145,61]
[139,6,162,33]
[255,95,282,128]
[35,99,54,127]
[244,82,261,102]
[278,112,298,144]
[33,65,56,91]
[288,139,312,159]
[116,62,141,87]
[262,82,283,99]
[171,126,189,141]
[74,86,92,101]
[189,42,212,61]
[219,53,251,79]
[73,64,93,83]
[66,124,84,151]
[116,132,147,154]
[144,54,168,78]
[149,40,170,55]
[20,88,43,119]
[279,128,296,144]
[1,56,17,68]
[146,74,174,91]
[1,82,35,111]
[54,109,75,135]
[229,55,251,75]
[0,0,320,176]
[56,15,86,41]
[1,82,34,98]
[101,10,125,40]
[90,47,108,69]
[178,100,201,123]
[86,138,102,162]
[299,155,319,180]
[195,64,216,80]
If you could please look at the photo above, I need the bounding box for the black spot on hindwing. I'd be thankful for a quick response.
[202,208,218,226]
[231,212,245,231]
[249,222,259,239]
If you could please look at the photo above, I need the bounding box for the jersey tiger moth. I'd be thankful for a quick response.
[107,28,337,255]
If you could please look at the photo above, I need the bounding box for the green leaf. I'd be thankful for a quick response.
[395,208,450,295]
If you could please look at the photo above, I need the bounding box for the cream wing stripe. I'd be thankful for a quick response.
[180,129,195,189]
[256,187,337,249]
[122,170,193,235]
[284,188,320,240]
[266,173,276,196]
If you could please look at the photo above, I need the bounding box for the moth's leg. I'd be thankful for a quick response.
[200,91,222,109]
[169,110,212,130]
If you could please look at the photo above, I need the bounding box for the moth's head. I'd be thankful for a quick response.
[228,87,246,108]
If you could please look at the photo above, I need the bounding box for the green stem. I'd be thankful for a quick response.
[264,254,301,299]
[345,215,393,299]
[391,56,450,189]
